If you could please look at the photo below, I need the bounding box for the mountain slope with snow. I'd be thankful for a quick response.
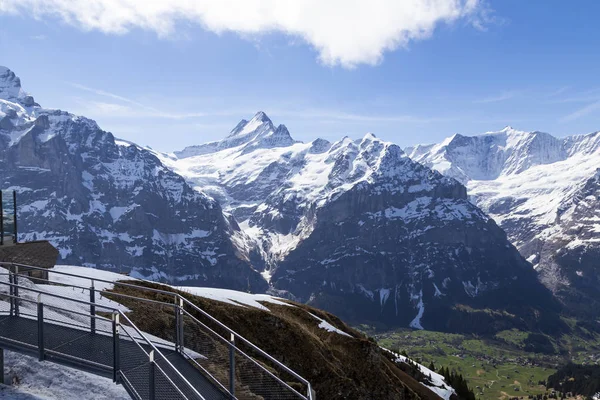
[0,66,265,292]
[163,114,561,333]
[409,127,600,318]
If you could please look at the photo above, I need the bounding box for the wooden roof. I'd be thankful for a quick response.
[0,240,59,269]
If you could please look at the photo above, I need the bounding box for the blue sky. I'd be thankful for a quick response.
[1,0,599,152]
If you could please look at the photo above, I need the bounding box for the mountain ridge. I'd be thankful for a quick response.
[408,126,600,319]
[159,112,563,333]
[0,65,564,332]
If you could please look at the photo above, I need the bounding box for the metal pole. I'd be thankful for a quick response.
[14,265,19,317]
[1,190,4,246]
[0,347,3,385]
[149,350,156,400]
[12,190,17,244]
[112,313,120,383]
[308,386,317,400]
[174,303,179,352]
[90,281,96,334]
[229,333,235,399]
[176,297,184,353]
[37,295,44,361]
[8,271,13,316]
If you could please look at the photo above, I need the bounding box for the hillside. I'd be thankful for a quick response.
[158,113,562,333]
[408,127,600,320]
[0,265,450,400]
[1,65,563,333]
[0,66,265,292]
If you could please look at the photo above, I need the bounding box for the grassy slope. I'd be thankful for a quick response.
[372,322,600,400]
[107,281,444,400]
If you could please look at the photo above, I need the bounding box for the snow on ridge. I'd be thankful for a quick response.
[382,348,456,400]
[410,127,600,260]
[409,290,425,330]
[307,312,352,337]
[177,286,291,311]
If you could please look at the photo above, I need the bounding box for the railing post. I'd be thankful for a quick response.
[112,312,120,383]
[12,190,17,244]
[14,265,19,317]
[0,190,4,246]
[90,280,96,334]
[0,347,3,384]
[175,297,184,353]
[37,294,44,361]
[149,350,156,400]
[308,385,317,400]
[8,270,13,317]
[229,333,235,399]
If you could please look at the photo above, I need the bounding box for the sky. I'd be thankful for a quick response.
[0,0,599,152]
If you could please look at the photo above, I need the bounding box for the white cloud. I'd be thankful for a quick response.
[560,100,600,122]
[474,90,519,104]
[1,0,487,67]
[271,109,456,124]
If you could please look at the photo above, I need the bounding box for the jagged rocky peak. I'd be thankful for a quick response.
[0,66,38,107]
[228,111,272,136]
[410,126,568,183]
[174,111,297,159]
[309,138,331,154]
[0,65,266,291]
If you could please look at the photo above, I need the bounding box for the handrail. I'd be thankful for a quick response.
[181,308,307,400]
[118,311,206,400]
[0,270,173,308]
[0,279,118,313]
[0,266,205,400]
[0,262,315,399]
[180,296,314,391]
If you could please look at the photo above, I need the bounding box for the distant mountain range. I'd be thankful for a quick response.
[408,127,600,319]
[0,66,567,332]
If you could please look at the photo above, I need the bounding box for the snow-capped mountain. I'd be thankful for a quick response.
[0,66,563,331]
[408,127,600,318]
[0,66,266,291]
[163,114,561,332]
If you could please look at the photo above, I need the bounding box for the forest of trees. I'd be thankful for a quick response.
[546,363,600,399]
[437,366,477,400]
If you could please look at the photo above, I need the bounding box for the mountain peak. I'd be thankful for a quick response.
[251,111,271,123]
[228,111,273,137]
[0,66,38,107]
[362,132,378,141]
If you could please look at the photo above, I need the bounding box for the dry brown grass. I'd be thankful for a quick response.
[106,281,444,400]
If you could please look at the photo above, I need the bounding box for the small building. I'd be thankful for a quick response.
[1,190,59,281]
[0,240,59,281]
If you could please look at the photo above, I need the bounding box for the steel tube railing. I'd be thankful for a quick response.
[0,262,316,400]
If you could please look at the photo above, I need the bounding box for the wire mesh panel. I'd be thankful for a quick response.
[181,313,232,391]
[0,262,314,400]
[181,311,306,400]
[120,328,153,400]
[0,296,38,348]
[233,350,306,400]
[153,364,190,400]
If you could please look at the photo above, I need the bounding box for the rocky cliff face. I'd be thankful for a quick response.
[0,65,565,331]
[167,116,562,333]
[535,170,600,319]
[409,127,600,319]
[0,66,266,291]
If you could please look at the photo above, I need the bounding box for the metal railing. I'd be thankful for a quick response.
[0,264,208,400]
[0,262,316,400]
